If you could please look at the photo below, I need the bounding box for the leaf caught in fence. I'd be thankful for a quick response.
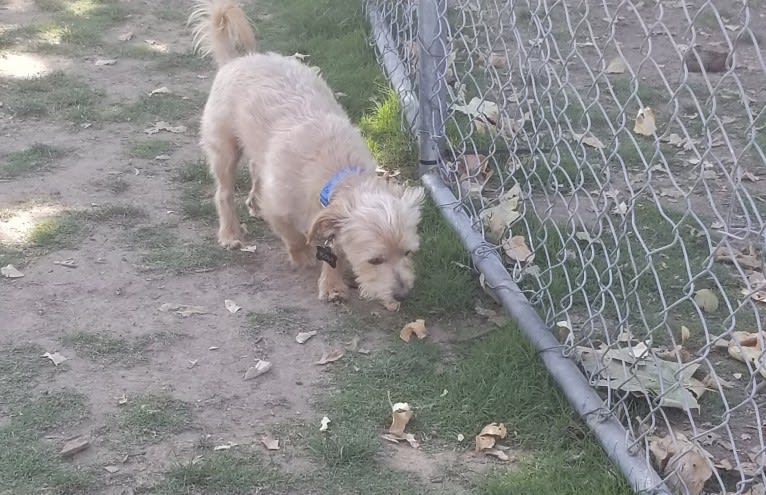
[480,184,521,242]
[456,154,489,178]
[453,97,499,124]
[502,235,534,263]
[634,107,657,136]
[575,345,705,411]
[649,431,713,495]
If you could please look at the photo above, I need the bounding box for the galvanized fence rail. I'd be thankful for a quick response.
[366,0,766,493]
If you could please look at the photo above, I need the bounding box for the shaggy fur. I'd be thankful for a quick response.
[189,0,425,310]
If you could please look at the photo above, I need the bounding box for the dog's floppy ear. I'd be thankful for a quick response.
[307,205,345,245]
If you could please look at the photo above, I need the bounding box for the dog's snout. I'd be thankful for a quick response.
[393,288,409,302]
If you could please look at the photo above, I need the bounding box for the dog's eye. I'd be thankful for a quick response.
[368,256,385,265]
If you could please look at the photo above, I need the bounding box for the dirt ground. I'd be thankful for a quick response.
[0,0,506,493]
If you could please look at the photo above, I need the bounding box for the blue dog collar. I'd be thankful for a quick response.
[319,166,365,207]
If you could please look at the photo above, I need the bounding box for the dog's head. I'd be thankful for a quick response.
[308,179,425,310]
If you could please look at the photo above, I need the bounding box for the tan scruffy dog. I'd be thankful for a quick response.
[189,0,425,311]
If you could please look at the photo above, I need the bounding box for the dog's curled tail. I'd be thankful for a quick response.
[188,0,256,67]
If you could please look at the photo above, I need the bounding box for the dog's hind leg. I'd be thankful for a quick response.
[245,159,261,218]
[205,138,243,249]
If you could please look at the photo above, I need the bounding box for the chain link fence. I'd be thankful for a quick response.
[367,0,766,493]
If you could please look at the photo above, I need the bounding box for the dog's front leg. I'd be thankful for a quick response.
[318,263,349,303]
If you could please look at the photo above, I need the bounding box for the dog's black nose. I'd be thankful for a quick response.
[393,290,409,302]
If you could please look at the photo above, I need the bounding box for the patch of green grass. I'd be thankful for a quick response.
[251,0,384,120]
[1,143,67,179]
[60,330,175,366]
[0,25,42,50]
[31,0,127,50]
[21,205,148,253]
[116,394,194,443]
[360,91,415,172]
[0,390,94,494]
[247,307,310,336]
[310,326,630,493]
[0,71,102,123]
[606,77,664,108]
[128,139,177,159]
[141,240,234,274]
[106,93,204,125]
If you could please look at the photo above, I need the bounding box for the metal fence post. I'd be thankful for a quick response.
[416,0,448,176]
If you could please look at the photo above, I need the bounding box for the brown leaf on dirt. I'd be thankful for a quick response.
[475,422,510,460]
[572,131,606,149]
[605,56,627,74]
[479,422,508,439]
[400,319,428,342]
[42,351,68,366]
[296,331,317,344]
[60,436,90,457]
[680,325,690,345]
[655,345,693,363]
[260,435,279,451]
[649,431,713,495]
[144,121,187,135]
[1,264,24,278]
[315,348,345,365]
[713,245,762,271]
[243,359,272,380]
[480,184,521,242]
[213,442,238,451]
[149,86,171,96]
[94,59,117,66]
[240,244,258,253]
[159,303,208,317]
[389,402,413,436]
[634,107,657,136]
[456,154,488,178]
[475,433,496,451]
[727,331,766,378]
[502,235,534,263]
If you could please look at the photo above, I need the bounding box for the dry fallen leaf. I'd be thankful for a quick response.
[480,422,508,439]
[213,442,238,451]
[381,432,420,449]
[475,433,496,451]
[389,402,413,436]
[159,303,208,317]
[457,433,465,442]
[315,348,345,365]
[572,132,606,149]
[224,299,241,314]
[319,416,331,432]
[486,52,508,69]
[634,107,657,136]
[118,31,134,41]
[296,331,318,344]
[400,319,428,342]
[694,289,719,313]
[149,86,171,96]
[244,359,272,380]
[144,121,187,135]
[475,422,510,459]
[474,305,508,327]
[649,431,713,495]
[713,245,762,271]
[1,264,24,278]
[680,326,691,345]
[60,436,90,457]
[485,448,513,461]
[480,184,521,242]
[53,258,77,268]
[456,154,489,178]
[605,56,627,74]
[240,244,257,253]
[42,351,68,366]
[260,435,279,451]
[502,235,534,263]
[94,59,117,66]
[727,331,766,379]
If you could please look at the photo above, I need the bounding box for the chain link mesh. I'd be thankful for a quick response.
[368,0,766,493]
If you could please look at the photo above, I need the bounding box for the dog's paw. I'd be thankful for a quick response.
[382,300,401,312]
[318,281,349,303]
[218,234,243,250]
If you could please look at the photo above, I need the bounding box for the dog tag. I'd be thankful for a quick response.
[316,245,337,268]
